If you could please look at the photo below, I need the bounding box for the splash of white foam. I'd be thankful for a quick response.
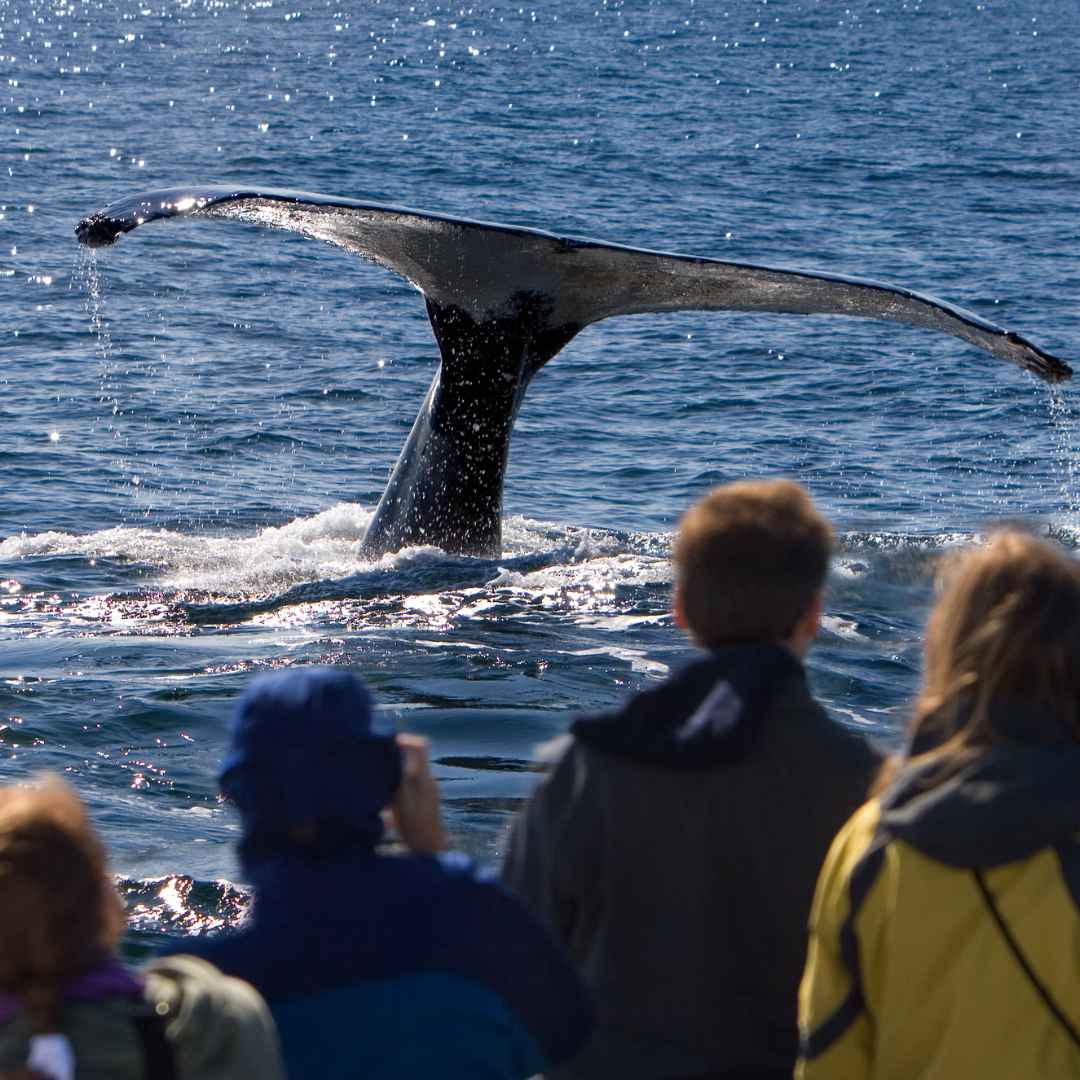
[567,646,670,675]
[501,514,674,559]
[820,615,867,641]
[0,504,374,594]
[500,553,674,592]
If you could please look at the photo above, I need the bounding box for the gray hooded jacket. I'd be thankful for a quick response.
[502,645,882,1080]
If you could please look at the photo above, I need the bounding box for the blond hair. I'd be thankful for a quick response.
[673,480,833,647]
[0,780,124,1045]
[909,531,1080,759]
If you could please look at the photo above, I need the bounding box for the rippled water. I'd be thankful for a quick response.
[3,0,1080,945]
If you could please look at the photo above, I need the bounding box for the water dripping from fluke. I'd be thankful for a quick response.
[1047,384,1080,525]
[77,186,1073,559]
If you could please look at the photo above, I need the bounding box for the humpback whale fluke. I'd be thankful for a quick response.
[77,187,1071,559]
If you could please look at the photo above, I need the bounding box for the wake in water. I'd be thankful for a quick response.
[5,504,1054,642]
[6,504,1079,640]
[0,511,672,638]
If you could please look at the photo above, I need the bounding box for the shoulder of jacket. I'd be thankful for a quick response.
[563,736,636,789]
[527,733,597,790]
[0,998,147,1079]
[769,671,831,723]
[534,731,576,769]
[771,677,885,764]
[839,798,885,855]
[514,735,613,841]
[812,799,888,928]
[141,954,286,1080]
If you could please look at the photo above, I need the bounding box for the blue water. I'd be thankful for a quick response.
[3,0,1080,942]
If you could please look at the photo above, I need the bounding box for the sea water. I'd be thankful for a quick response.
[2,0,1079,944]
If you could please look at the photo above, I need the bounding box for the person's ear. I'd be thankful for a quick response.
[801,589,824,640]
[673,585,689,630]
[99,882,126,952]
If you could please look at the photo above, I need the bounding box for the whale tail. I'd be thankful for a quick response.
[77,188,1071,558]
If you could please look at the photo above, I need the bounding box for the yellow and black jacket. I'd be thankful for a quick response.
[797,702,1080,1080]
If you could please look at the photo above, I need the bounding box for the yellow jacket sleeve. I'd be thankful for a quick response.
[796,799,883,1080]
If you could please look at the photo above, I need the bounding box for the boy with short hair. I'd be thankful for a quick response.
[501,480,882,1080]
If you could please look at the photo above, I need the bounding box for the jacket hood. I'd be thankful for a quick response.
[881,699,1080,868]
[221,667,401,871]
[570,643,803,767]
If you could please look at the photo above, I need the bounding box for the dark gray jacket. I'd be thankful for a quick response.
[502,645,882,1080]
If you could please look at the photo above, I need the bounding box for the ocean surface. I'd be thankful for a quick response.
[3,0,1080,946]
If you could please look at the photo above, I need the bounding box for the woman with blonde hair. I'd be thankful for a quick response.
[798,531,1080,1079]
[0,779,285,1080]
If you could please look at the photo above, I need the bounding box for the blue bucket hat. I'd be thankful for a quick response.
[221,667,402,870]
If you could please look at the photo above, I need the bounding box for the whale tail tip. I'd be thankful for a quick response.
[1004,332,1073,384]
[75,213,123,248]
[1045,361,1072,385]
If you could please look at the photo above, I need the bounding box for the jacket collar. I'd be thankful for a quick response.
[882,700,1080,868]
[570,643,804,768]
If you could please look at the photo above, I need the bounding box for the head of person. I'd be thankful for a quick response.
[221,667,402,872]
[673,480,833,650]
[0,780,124,1036]
[909,530,1080,755]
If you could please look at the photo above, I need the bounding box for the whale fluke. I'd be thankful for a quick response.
[77,187,1072,558]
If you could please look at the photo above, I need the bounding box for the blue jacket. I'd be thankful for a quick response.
[183,848,594,1080]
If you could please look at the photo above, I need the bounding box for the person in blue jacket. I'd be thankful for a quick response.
[181,666,594,1080]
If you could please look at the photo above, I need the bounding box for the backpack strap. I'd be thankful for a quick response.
[973,868,1080,1050]
[129,1000,179,1080]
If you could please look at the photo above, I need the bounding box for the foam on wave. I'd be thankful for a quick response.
[0,504,374,593]
[2,511,1076,641]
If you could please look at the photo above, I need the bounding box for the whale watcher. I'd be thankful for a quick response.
[178,666,593,1080]
[798,532,1080,1080]
[501,480,883,1080]
[0,778,284,1080]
